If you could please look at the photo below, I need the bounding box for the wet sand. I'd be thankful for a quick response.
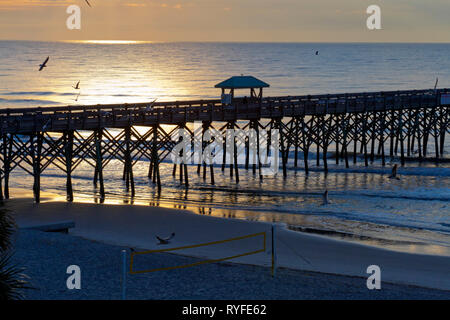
[5,192,450,291]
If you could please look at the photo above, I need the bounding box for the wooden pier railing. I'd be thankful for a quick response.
[1,88,448,133]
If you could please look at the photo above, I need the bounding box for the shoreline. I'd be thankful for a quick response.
[4,192,450,291]
[7,186,450,257]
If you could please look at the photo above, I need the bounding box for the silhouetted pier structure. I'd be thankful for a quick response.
[0,87,448,202]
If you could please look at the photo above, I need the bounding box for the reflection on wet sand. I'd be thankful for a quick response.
[7,156,450,257]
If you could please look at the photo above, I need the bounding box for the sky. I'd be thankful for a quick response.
[0,0,449,42]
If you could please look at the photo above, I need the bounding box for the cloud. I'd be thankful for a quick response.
[0,0,72,8]
[0,0,84,12]
[0,0,449,42]
[124,3,148,7]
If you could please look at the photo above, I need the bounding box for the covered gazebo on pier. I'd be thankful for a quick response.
[215,75,270,104]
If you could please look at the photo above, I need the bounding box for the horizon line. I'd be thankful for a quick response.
[0,39,450,44]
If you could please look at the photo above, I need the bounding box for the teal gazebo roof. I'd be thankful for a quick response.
[215,76,270,89]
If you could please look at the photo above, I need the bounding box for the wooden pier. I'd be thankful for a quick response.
[0,88,449,202]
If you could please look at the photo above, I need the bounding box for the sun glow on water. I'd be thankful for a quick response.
[62,40,156,45]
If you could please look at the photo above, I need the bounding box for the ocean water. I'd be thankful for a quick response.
[0,41,449,255]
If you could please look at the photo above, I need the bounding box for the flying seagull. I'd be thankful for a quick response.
[73,81,80,90]
[39,56,49,71]
[85,0,92,7]
[156,232,175,245]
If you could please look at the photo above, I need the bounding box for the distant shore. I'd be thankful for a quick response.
[5,190,450,292]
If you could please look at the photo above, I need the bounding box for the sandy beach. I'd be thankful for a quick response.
[5,190,450,294]
[12,229,449,300]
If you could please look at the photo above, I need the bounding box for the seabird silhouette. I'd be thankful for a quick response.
[144,99,158,112]
[156,232,175,245]
[388,164,400,180]
[322,190,331,205]
[42,118,51,131]
[315,51,319,55]
[39,56,49,71]
[73,81,80,90]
